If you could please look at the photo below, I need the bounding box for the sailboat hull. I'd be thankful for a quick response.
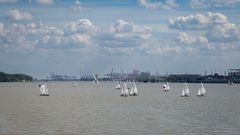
[120,94,128,97]
[129,93,138,96]
[40,94,50,96]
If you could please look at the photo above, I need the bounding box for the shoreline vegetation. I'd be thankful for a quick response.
[0,72,33,82]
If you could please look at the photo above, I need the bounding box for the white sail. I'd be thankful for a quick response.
[181,83,189,97]
[130,88,134,95]
[166,82,170,90]
[197,88,201,96]
[163,82,170,91]
[39,84,49,96]
[121,87,124,95]
[197,83,205,96]
[93,75,99,83]
[201,83,206,95]
[185,83,190,95]
[133,82,138,94]
[124,83,129,95]
[45,87,48,95]
[39,85,45,95]
[116,82,121,89]
[181,89,185,96]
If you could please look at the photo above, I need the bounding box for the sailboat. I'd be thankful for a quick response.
[197,83,206,97]
[39,84,50,96]
[120,82,128,97]
[163,82,170,92]
[116,82,121,90]
[93,75,99,84]
[130,81,138,96]
[181,83,190,97]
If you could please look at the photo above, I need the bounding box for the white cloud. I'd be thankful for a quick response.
[0,0,17,3]
[110,19,152,41]
[66,19,97,34]
[29,0,54,4]
[6,10,33,21]
[96,19,152,52]
[189,0,240,9]
[72,0,83,11]
[168,12,228,30]
[176,32,208,45]
[138,0,178,10]
[37,19,97,49]
[206,23,240,42]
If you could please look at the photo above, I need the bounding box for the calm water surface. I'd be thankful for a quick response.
[0,82,239,135]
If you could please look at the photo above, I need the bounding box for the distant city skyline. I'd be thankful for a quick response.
[0,0,240,78]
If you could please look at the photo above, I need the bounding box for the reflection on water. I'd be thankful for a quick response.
[0,82,239,135]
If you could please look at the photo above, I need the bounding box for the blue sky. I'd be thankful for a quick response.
[0,0,240,78]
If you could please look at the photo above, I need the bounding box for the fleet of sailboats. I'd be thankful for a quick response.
[37,80,209,98]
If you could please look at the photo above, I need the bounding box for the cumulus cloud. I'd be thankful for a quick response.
[189,0,240,9]
[97,19,152,49]
[6,10,33,21]
[110,19,152,40]
[169,12,228,30]
[29,0,54,4]
[138,0,178,10]
[176,32,208,45]
[72,0,83,11]
[206,23,240,42]
[0,19,97,52]
[66,19,97,34]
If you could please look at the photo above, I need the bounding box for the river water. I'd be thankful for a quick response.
[0,82,239,135]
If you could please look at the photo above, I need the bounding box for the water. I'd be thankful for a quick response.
[0,82,239,135]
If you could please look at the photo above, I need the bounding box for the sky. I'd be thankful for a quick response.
[0,0,240,78]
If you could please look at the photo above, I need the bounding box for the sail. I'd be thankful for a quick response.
[121,88,124,95]
[185,83,190,95]
[40,85,45,94]
[197,88,201,96]
[133,82,138,94]
[181,89,185,96]
[40,85,47,95]
[201,83,206,94]
[124,83,129,95]
[93,75,99,83]
[166,82,170,90]
[45,87,48,94]
[116,82,121,89]
[130,88,134,95]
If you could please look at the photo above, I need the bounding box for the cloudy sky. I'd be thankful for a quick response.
[0,0,240,78]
